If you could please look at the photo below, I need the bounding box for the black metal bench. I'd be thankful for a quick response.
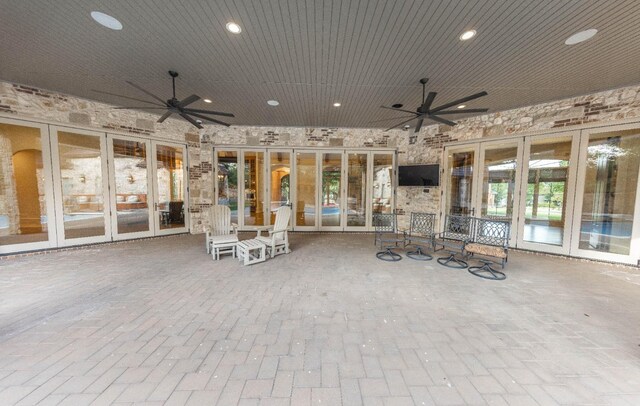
[465,217,511,280]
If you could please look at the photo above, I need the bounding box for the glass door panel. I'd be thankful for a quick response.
[372,154,394,215]
[346,153,368,229]
[243,151,265,226]
[154,142,187,234]
[321,152,343,229]
[295,152,318,229]
[0,121,56,253]
[478,143,521,222]
[108,137,152,239]
[571,126,640,263]
[52,128,109,245]
[445,148,476,216]
[269,151,291,224]
[216,150,239,225]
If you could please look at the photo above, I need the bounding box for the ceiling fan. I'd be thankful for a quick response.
[374,78,488,133]
[93,71,234,129]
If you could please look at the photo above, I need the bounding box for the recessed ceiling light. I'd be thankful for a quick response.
[203,99,212,103]
[333,102,341,107]
[226,22,242,34]
[565,28,598,45]
[196,119,203,124]
[392,103,404,108]
[459,30,476,41]
[403,125,411,128]
[457,105,466,109]
[267,100,279,106]
[90,11,123,30]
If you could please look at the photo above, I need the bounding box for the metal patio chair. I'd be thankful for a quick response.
[466,218,510,280]
[433,214,475,268]
[373,213,405,261]
[404,212,436,261]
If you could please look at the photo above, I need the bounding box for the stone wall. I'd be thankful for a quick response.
[2,80,640,234]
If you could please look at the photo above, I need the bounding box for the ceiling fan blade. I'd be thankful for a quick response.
[125,81,167,105]
[179,112,203,129]
[384,116,418,132]
[436,108,489,115]
[157,111,173,123]
[111,106,168,110]
[422,92,437,111]
[183,108,235,118]
[367,115,417,124]
[186,111,231,127]
[414,118,424,133]
[91,89,165,107]
[177,94,200,108]
[430,91,488,113]
[380,106,420,115]
[428,115,457,127]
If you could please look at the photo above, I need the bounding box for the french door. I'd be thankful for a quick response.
[108,135,188,240]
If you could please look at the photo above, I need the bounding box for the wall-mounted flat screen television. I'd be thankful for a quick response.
[398,164,440,186]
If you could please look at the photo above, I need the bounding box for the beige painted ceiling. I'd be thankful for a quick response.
[1,0,640,129]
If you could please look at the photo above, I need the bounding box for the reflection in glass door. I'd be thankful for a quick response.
[216,150,239,225]
[321,153,343,229]
[243,151,265,226]
[346,153,368,229]
[571,126,640,263]
[52,127,110,245]
[518,133,578,254]
[153,142,187,234]
[295,152,318,229]
[108,137,153,239]
[372,154,394,215]
[478,142,521,222]
[445,148,476,216]
[269,151,291,224]
[0,120,56,253]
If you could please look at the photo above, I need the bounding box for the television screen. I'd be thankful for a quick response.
[398,164,440,186]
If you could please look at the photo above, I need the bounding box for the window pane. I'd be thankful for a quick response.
[156,145,185,230]
[58,131,105,239]
[480,146,517,221]
[112,139,150,234]
[217,151,238,225]
[244,151,264,226]
[296,153,317,226]
[579,129,640,255]
[523,137,571,245]
[446,151,474,216]
[270,152,290,224]
[373,154,393,214]
[347,153,367,227]
[321,153,342,227]
[0,123,48,245]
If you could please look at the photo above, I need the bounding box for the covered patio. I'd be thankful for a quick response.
[1,234,639,405]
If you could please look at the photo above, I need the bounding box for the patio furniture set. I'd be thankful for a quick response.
[374,212,511,280]
[205,205,291,265]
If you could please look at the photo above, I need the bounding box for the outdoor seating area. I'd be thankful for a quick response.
[374,213,511,280]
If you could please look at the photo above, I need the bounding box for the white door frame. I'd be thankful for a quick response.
[515,131,580,255]
[0,118,57,254]
[107,134,155,241]
[151,140,189,236]
[50,126,111,246]
[569,123,640,264]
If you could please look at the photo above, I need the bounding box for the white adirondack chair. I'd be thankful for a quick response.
[255,206,292,258]
[206,205,238,258]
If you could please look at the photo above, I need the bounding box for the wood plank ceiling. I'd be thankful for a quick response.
[1,0,639,128]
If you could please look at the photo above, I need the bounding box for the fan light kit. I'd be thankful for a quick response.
[565,29,597,45]
[373,77,488,133]
[267,100,280,106]
[226,22,242,34]
[459,30,476,41]
[91,11,123,30]
[457,105,466,109]
[93,70,235,129]
[333,102,341,107]
[203,98,212,103]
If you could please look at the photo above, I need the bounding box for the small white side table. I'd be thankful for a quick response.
[237,239,267,266]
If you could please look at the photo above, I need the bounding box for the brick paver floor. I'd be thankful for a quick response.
[0,233,639,405]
